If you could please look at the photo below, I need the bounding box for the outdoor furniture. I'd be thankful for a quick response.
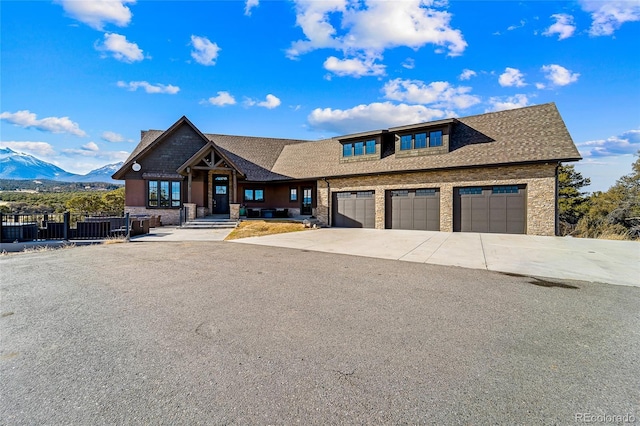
[275,208,289,218]
[247,208,260,218]
[261,209,276,218]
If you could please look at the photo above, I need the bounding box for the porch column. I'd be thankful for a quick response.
[187,169,193,203]
[232,170,237,204]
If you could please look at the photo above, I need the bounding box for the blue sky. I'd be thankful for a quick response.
[1,0,639,191]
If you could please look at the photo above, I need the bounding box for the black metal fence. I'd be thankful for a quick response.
[0,212,133,243]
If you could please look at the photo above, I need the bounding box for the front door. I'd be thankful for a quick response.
[301,187,313,215]
[213,175,229,214]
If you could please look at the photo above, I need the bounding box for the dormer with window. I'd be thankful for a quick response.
[339,130,386,163]
[391,119,455,158]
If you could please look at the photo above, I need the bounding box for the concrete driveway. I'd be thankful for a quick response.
[2,242,639,424]
[231,229,640,287]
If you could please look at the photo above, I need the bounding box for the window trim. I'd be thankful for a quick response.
[244,188,265,203]
[147,179,181,209]
[342,138,377,158]
[429,130,443,147]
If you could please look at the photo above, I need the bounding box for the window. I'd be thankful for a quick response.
[400,135,412,150]
[415,189,436,196]
[398,129,444,151]
[244,188,265,202]
[290,188,298,202]
[429,130,443,147]
[493,186,519,194]
[414,133,427,149]
[459,187,482,195]
[343,139,376,157]
[365,140,376,154]
[354,141,364,156]
[391,190,409,197]
[148,180,181,208]
[356,191,374,198]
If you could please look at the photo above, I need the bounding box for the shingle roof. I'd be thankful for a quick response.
[270,103,580,179]
[114,103,580,182]
[208,134,307,181]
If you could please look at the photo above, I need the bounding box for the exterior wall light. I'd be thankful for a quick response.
[132,161,141,172]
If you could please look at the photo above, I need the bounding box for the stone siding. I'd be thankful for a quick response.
[125,206,181,225]
[316,163,557,236]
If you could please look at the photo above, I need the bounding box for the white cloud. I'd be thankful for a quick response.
[543,13,576,40]
[190,35,220,66]
[0,141,56,157]
[382,78,480,110]
[541,64,580,86]
[323,55,386,77]
[258,94,282,109]
[498,67,526,87]
[401,58,415,69]
[96,33,144,63]
[308,102,449,134]
[56,0,135,30]
[287,0,467,67]
[459,69,477,81]
[0,110,87,137]
[507,20,526,31]
[101,131,127,143]
[535,82,546,90]
[245,0,259,16]
[83,142,100,152]
[245,94,281,109]
[206,91,237,107]
[486,94,530,112]
[580,0,640,36]
[62,143,129,161]
[577,129,640,158]
[117,81,180,94]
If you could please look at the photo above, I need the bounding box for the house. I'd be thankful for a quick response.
[112,103,581,235]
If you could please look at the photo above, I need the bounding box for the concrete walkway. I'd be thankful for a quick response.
[230,228,640,287]
[4,226,638,287]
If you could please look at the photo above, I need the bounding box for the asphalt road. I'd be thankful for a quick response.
[1,241,639,425]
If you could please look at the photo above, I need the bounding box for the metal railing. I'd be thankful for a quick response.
[0,212,131,243]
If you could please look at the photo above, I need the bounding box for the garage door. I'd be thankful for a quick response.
[333,191,375,228]
[454,185,526,234]
[387,189,440,231]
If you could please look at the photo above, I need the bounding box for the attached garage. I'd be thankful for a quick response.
[386,189,440,231]
[333,191,375,228]
[454,185,526,234]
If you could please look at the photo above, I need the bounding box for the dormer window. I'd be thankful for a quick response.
[342,139,377,158]
[430,130,442,147]
[338,130,384,163]
[400,135,412,150]
[365,140,375,154]
[399,130,444,150]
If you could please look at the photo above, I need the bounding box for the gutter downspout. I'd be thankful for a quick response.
[322,177,330,227]
[555,162,560,236]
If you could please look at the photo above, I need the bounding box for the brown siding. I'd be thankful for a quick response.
[192,180,206,207]
[125,179,146,206]
[238,181,317,209]
[137,124,207,174]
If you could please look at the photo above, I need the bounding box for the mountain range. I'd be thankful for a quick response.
[0,147,123,183]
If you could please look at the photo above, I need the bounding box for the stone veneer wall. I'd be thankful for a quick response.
[125,206,181,225]
[315,163,557,236]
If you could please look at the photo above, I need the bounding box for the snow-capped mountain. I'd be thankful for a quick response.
[76,162,124,183]
[0,147,123,183]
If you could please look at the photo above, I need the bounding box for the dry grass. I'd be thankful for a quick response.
[104,235,128,244]
[225,220,307,240]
